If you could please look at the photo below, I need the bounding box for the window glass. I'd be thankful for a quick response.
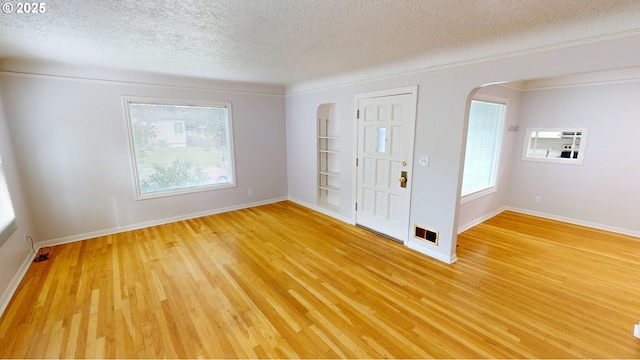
[377,127,386,153]
[522,127,588,165]
[125,98,235,199]
[174,122,184,135]
[0,155,17,246]
[461,99,506,198]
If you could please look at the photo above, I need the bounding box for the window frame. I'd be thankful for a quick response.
[460,95,507,202]
[123,96,237,200]
[521,127,589,165]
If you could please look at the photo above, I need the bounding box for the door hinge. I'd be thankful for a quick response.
[356,158,359,167]
[355,202,358,211]
[357,109,360,119]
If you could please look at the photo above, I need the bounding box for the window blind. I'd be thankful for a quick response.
[0,157,17,247]
[461,100,506,197]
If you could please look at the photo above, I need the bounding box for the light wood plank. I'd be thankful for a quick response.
[1,202,639,358]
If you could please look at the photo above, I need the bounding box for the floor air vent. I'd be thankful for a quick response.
[414,225,438,245]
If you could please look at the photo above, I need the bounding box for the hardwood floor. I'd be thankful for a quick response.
[1,201,639,358]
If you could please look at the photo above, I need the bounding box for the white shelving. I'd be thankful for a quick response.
[317,104,340,211]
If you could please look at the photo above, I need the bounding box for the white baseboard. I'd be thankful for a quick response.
[457,205,640,239]
[287,196,353,224]
[457,206,509,234]
[506,207,640,239]
[0,250,37,318]
[37,197,288,249]
[405,239,458,264]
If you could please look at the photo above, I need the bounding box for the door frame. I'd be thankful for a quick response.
[352,85,419,242]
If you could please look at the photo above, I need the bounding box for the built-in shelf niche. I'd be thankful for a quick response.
[317,103,340,211]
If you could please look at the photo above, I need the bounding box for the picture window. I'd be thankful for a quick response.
[124,97,236,199]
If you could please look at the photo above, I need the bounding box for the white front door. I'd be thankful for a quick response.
[355,86,418,243]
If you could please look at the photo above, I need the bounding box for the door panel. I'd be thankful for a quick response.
[356,88,417,242]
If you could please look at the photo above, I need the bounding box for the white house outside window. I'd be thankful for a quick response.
[124,97,236,199]
[0,155,17,246]
[461,99,506,200]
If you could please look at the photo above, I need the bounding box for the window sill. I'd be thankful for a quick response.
[460,187,497,204]
[136,182,236,200]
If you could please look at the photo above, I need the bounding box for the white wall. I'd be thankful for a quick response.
[0,74,288,244]
[286,33,640,263]
[0,90,36,314]
[506,79,640,235]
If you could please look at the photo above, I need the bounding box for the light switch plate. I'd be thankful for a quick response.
[419,156,429,166]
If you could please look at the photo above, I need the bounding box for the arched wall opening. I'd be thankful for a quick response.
[455,67,640,259]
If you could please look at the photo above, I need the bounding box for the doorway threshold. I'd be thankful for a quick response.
[356,224,404,244]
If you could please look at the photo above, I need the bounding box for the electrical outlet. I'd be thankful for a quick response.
[23,233,29,244]
[534,196,541,204]
[248,189,253,196]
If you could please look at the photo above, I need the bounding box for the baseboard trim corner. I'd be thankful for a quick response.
[405,239,458,264]
[457,206,509,234]
[287,196,353,224]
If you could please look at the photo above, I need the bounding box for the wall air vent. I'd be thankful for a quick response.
[414,225,438,245]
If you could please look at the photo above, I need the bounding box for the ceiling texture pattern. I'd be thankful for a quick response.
[1,0,640,87]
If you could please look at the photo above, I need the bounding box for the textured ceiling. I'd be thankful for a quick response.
[1,0,640,88]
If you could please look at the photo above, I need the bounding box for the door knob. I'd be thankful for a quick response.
[399,171,408,188]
